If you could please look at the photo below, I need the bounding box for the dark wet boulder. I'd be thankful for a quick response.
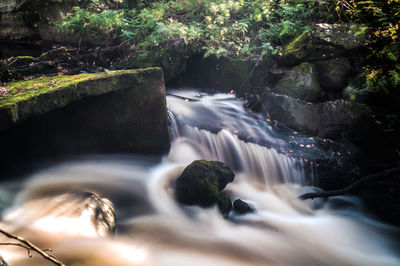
[217,195,232,216]
[273,62,320,102]
[261,90,372,141]
[175,160,235,207]
[314,57,352,93]
[233,199,254,215]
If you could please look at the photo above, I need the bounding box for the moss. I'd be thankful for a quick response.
[38,47,68,60]
[12,56,35,67]
[0,67,161,130]
[274,62,320,102]
[217,195,232,216]
[15,56,34,60]
[286,30,309,54]
[175,160,235,207]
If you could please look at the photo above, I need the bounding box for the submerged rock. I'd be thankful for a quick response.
[233,199,254,215]
[175,160,235,207]
[273,62,320,102]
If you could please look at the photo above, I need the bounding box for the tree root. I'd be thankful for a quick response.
[298,168,400,200]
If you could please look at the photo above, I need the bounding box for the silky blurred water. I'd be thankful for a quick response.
[0,90,399,266]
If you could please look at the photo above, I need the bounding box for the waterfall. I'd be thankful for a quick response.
[0,89,399,266]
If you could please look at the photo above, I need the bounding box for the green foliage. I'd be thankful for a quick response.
[336,0,400,95]
[56,0,334,58]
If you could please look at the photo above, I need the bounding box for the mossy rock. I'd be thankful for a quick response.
[273,62,320,102]
[217,195,232,216]
[0,68,171,161]
[233,199,254,215]
[175,160,235,207]
[279,24,366,66]
[279,30,310,66]
[129,40,187,82]
[0,69,157,130]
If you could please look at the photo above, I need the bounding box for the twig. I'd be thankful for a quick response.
[298,168,400,200]
[0,229,65,266]
[0,243,53,258]
[239,54,264,91]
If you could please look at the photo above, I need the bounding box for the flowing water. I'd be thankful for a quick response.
[0,89,399,266]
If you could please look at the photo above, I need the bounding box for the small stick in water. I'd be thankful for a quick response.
[298,168,400,200]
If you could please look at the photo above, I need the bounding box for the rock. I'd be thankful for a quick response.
[312,23,366,50]
[233,199,254,215]
[128,39,188,82]
[0,11,40,41]
[301,139,363,191]
[314,57,352,93]
[279,30,310,66]
[280,24,366,66]
[177,54,267,90]
[175,160,235,207]
[273,62,320,102]
[0,0,27,13]
[217,195,232,216]
[0,0,94,44]
[3,191,117,236]
[0,68,170,172]
[261,90,372,140]
[355,176,400,227]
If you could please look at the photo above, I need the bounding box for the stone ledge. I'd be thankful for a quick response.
[0,68,170,173]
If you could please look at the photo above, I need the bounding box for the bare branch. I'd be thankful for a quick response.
[0,229,66,266]
[298,168,400,200]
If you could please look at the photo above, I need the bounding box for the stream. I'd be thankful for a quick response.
[0,89,399,266]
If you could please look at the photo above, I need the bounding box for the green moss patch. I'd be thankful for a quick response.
[0,67,162,131]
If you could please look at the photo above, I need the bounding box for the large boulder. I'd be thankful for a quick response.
[0,68,170,173]
[273,62,320,102]
[175,160,235,207]
[314,57,352,93]
[279,24,366,66]
[261,90,372,140]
